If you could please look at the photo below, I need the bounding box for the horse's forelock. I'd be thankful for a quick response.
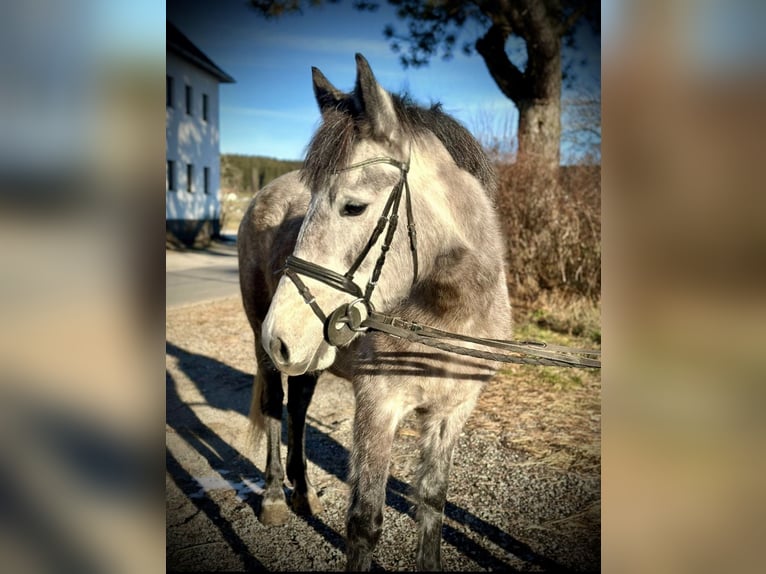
[301,108,356,192]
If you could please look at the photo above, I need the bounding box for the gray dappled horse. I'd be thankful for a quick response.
[238,53,511,571]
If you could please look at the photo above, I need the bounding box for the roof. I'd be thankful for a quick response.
[167,21,235,84]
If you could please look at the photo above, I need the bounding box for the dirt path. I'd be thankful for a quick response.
[166,296,600,572]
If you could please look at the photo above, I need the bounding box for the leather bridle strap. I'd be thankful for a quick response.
[283,267,328,323]
[284,256,363,299]
[403,174,418,283]
[344,169,404,282]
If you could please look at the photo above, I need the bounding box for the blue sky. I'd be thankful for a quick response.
[167,0,600,163]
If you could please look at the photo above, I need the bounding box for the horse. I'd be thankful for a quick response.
[237,53,511,571]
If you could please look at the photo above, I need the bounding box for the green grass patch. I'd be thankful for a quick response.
[501,300,601,388]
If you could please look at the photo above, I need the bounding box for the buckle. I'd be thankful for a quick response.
[323,299,370,347]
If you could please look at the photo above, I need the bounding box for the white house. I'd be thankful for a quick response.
[166,21,234,247]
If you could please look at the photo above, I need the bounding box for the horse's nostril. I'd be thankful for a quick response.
[270,337,290,365]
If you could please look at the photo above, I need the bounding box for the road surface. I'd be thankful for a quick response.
[166,237,240,308]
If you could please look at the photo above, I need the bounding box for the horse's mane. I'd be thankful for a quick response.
[301,93,496,199]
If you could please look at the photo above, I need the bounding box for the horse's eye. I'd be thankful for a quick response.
[342,203,367,217]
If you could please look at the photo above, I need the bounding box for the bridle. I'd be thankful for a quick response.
[283,153,417,346]
[281,152,601,369]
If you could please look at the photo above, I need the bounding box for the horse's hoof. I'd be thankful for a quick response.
[291,489,324,516]
[259,498,290,525]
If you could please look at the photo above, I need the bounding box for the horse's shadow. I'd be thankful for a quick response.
[165,340,569,572]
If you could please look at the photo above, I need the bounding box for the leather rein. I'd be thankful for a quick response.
[283,155,601,369]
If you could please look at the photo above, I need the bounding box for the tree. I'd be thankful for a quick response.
[250,0,599,167]
[378,0,599,167]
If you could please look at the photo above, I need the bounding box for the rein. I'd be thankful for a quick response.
[283,155,601,370]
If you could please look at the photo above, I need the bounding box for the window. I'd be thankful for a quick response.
[202,93,208,122]
[167,160,175,191]
[187,164,193,192]
[166,76,173,108]
[203,166,210,194]
[185,84,192,115]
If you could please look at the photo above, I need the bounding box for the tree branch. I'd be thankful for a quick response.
[475,23,528,104]
[559,2,589,35]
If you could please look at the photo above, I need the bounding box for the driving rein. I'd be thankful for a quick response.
[283,156,601,369]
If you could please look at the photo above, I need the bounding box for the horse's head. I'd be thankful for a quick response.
[262,54,421,375]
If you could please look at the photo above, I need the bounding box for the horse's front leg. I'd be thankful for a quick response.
[254,344,289,525]
[415,399,477,570]
[345,390,400,571]
[286,374,323,516]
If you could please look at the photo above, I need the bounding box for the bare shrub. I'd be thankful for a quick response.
[496,160,601,303]
[469,106,518,162]
[562,93,601,164]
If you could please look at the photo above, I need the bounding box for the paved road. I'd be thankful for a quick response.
[166,236,240,308]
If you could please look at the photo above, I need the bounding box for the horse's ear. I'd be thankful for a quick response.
[312,67,343,114]
[353,53,398,140]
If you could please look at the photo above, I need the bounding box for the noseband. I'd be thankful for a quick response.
[283,154,418,346]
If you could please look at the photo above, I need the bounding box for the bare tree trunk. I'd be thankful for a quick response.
[517,97,561,166]
[476,11,563,168]
[518,26,562,167]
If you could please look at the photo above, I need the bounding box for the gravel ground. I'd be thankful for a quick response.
[166,296,600,572]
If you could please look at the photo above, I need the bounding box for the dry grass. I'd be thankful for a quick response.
[516,290,601,344]
[471,361,600,473]
[469,298,601,476]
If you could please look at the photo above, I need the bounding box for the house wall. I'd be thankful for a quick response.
[166,52,222,246]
